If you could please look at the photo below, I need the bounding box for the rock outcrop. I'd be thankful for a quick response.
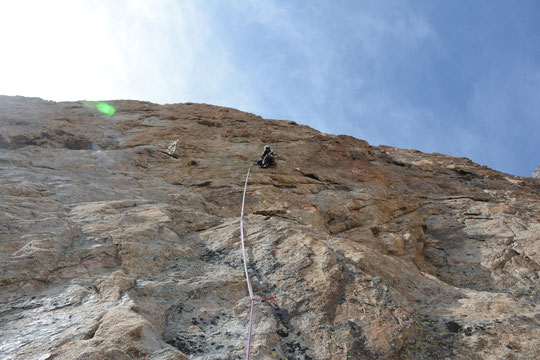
[1,95,539,360]
[532,165,540,178]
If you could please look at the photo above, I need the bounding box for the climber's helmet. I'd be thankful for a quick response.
[264,145,270,150]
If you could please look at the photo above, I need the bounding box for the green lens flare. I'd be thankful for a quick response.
[96,102,116,116]
[83,101,116,116]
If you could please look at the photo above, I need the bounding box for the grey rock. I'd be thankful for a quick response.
[0,95,539,360]
[532,165,540,178]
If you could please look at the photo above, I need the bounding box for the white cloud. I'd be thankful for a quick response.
[0,0,253,105]
[0,1,124,100]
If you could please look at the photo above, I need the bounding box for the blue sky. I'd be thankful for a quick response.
[0,0,538,176]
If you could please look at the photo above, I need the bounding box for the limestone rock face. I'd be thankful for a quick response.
[1,95,539,360]
[532,165,540,178]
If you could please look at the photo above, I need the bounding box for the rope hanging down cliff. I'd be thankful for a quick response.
[240,160,279,359]
[240,163,255,360]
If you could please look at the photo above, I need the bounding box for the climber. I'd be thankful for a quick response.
[257,145,275,168]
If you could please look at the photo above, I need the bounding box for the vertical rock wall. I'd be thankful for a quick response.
[1,96,539,359]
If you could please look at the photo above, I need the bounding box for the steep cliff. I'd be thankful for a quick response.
[532,166,540,178]
[1,96,539,360]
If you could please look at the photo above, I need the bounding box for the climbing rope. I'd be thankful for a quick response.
[240,163,255,360]
[240,162,279,359]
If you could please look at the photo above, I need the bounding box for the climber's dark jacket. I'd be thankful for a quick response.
[261,148,272,159]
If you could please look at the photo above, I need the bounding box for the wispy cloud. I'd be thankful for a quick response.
[0,1,124,100]
[0,0,249,105]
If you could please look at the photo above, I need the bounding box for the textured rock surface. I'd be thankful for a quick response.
[533,165,540,178]
[1,95,539,359]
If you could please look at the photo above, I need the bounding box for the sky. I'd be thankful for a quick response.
[0,0,539,177]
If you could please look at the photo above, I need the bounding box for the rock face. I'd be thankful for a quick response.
[532,165,540,178]
[1,95,539,360]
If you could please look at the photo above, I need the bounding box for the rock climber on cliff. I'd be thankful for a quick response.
[257,145,275,168]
